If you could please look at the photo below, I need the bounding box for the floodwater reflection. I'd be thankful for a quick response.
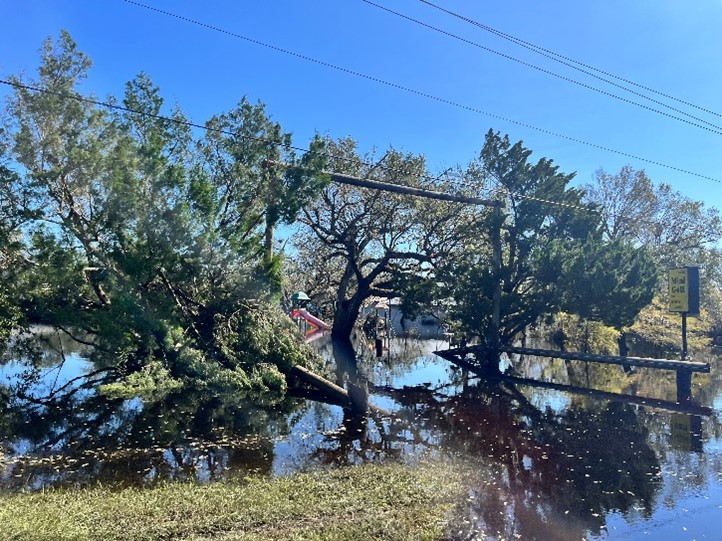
[1,337,722,540]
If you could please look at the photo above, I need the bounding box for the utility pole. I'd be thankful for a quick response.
[325,170,499,207]
[325,170,507,366]
[269,160,508,367]
[487,202,504,368]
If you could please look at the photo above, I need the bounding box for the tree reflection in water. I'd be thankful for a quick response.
[3,336,720,540]
[0,388,308,491]
[285,364,663,540]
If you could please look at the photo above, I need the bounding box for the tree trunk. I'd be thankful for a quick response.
[264,221,274,266]
[332,338,368,413]
[331,296,363,340]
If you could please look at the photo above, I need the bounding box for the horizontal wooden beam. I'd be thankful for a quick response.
[436,344,710,373]
[503,374,712,416]
[448,351,711,415]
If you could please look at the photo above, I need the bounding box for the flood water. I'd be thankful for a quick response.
[2,332,722,540]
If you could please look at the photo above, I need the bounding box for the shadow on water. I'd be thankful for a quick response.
[2,335,722,539]
[0,385,313,491]
[416,382,662,540]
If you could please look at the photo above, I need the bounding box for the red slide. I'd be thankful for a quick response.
[294,308,331,330]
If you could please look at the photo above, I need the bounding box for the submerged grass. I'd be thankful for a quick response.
[0,461,463,541]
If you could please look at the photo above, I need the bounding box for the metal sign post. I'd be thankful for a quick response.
[669,267,700,401]
[668,267,700,359]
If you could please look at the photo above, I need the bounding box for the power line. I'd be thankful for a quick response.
[0,78,312,155]
[115,0,722,185]
[0,78,600,214]
[418,0,722,120]
[361,0,722,135]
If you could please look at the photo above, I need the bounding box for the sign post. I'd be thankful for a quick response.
[669,267,700,401]
[668,267,700,358]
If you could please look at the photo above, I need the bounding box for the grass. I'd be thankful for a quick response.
[0,461,463,541]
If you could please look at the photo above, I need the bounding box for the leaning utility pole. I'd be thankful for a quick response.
[326,170,500,208]
[264,159,506,366]
[326,170,505,365]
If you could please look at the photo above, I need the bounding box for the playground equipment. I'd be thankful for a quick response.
[293,308,331,331]
[289,291,330,342]
[291,308,330,342]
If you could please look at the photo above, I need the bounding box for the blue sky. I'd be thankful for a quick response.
[2,0,721,208]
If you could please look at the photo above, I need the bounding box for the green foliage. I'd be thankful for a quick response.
[440,130,600,344]
[547,313,620,355]
[97,302,319,401]
[393,274,439,321]
[0,286,21,349]
[585,165,722,341]
[551,236,658,329]
[630,295,712,352]
[99,360,183,401]
[1,32,327,401]
[431,134,661,348]
[213,302,317,374]
[200,99,328,283]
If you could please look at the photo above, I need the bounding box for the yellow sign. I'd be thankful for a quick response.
[671,414,691,450]
[669,268,688,312]
[668,267,700,314]
[670,413,702,452]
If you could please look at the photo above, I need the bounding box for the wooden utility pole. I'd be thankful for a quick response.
[326,171,500,208]
[327,170,506,368]
[269,160,507,373]
[488,203,503,366]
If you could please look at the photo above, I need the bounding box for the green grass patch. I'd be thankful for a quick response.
[0,461,462,540]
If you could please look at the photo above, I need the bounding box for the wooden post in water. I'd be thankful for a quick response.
[677,312,692,402]
[681,312,688,360]
[677,370,692,403]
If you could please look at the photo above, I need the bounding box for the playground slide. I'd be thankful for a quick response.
[303,327,325,343]
[296,309,331,331]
